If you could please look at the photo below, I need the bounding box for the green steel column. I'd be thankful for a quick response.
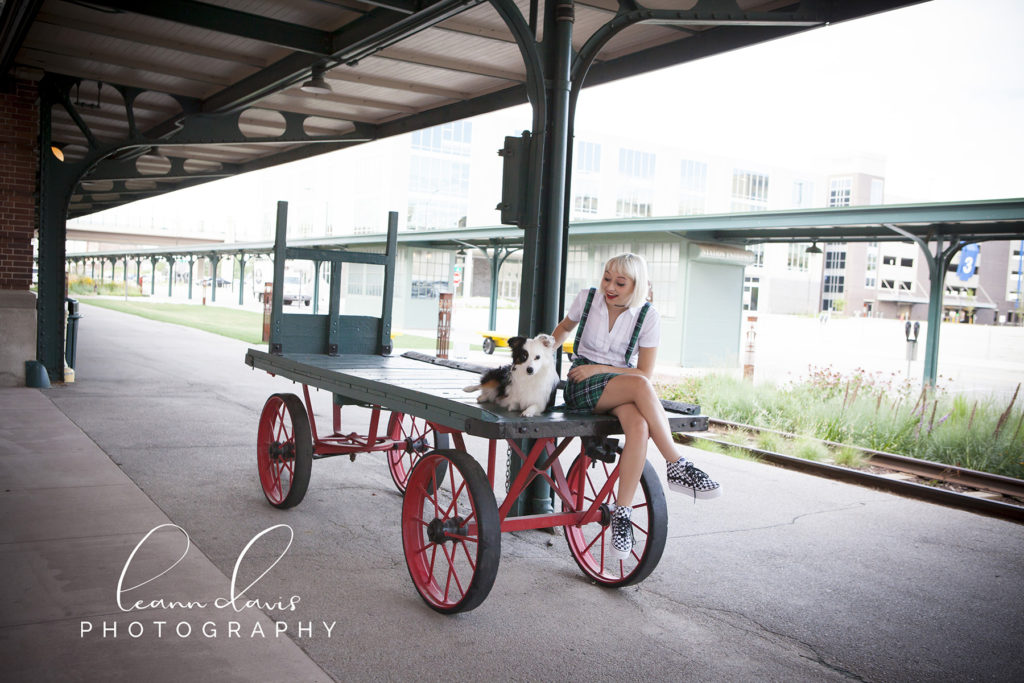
[36,78,83,381]
[489,248,501,331]
[134,258,142,290]
[237,253,247,306]
[90,260,95,280]
[509,0,575,516]
[268,202,288,353]
[166,257,175,297]
[885,223,951,388]
[922,235,945,386]
[123,259,128,294]
[210,255,220,302]
[187,257,195,299]
[149,257,158,295]
[312,259,322,315]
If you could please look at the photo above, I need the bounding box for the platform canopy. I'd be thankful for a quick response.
[2,0,924,219]
[2,0,931,382]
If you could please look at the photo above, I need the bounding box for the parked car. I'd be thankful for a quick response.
[257,275,311,306]
[200,276,231,287]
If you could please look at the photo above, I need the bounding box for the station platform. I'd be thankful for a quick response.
[1,302,1022,682]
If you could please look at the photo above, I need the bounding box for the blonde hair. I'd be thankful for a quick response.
[601,253,651,309]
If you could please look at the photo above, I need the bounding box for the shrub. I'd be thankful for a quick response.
[660,369,1023,479]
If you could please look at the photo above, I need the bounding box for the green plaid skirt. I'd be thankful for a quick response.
[563,357,622,412]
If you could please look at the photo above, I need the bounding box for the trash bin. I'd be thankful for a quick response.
[65,297,82,370]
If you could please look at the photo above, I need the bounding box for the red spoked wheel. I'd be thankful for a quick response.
[256,393,312,509]
[563,454,667,586]
[386,413,448,494]
[402,449,500,614]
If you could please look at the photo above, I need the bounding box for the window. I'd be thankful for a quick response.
[679,159,708,215]
[636,241,679,317]
[576,141,601,173]
[564,244,590,300]
[411,122,472,154]
[824,247,846,271]
[574,195,599,215]
[882,255,897,266]
[829,177,852,207]
[900,281,913,291]
[744,276,760,311]
[823,275,845,294]
[881,279,895,290]
[346,261,384,297]
[746,244,764,268]
[618,148,656,178]
[792,180,814,208]
[407,154,470,231]
[731,170,769,211]
[900,257,914,268]
[865,276,876,288]
[787,244,809,271]
[615,191,652,218]
[866,251,878,271]
[409,249,451,299]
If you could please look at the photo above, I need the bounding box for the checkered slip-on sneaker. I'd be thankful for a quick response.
[609,504,634,561]
[667,460,722,500]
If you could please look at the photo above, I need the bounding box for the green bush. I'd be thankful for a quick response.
[68,275,143,297]
[660,367,1023,478]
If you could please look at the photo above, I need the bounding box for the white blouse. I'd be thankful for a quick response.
[566,288,661,368]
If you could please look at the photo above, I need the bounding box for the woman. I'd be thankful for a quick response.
[551,252,721,559]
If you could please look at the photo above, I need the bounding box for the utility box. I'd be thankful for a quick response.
[497,131,531,226]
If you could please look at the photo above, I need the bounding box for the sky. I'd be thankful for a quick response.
[72,0,1024,233]
[572,0,1024,202]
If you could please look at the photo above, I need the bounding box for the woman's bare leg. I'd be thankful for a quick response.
[595,375,682,465]
[608,403,648,505]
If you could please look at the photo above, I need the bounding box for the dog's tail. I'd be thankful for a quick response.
[463,383,481,393]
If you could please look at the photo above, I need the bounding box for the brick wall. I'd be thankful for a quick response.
[0,78,39,291]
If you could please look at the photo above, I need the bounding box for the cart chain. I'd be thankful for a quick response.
[505,445,513,494]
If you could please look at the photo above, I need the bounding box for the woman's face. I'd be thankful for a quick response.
[601,268,635,308]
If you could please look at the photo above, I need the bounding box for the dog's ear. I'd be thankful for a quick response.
[534,334,556,349]
[508,336,526,350]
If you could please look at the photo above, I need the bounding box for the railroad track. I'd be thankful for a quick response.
[678,418,1024,524]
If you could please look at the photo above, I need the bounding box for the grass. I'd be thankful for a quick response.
[81,298,266,344]
[660,367,1024,479]
[79,297,457,351]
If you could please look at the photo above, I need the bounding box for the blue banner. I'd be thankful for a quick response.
[957,243,980,282]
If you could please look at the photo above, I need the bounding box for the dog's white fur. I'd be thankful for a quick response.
[463,334,559,417]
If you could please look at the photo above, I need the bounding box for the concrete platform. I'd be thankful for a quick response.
[2,302,1023,682]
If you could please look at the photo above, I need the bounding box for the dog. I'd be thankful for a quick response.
[463,334,559,417]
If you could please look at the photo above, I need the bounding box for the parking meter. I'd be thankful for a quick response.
[904,321,919,362]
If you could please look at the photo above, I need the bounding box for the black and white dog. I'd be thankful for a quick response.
[463,334,559,417]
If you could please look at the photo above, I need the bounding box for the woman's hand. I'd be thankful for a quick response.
[567,363,608,382]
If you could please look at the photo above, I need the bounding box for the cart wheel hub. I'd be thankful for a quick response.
[268,442,296,461]
[426,516,466,544]
[404,436,429,454]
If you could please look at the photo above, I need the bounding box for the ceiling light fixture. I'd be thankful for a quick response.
[805,242,822,254]
[300,64,333,95]
[51,143,65,162]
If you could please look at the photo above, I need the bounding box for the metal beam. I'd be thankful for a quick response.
[0,0,44,76]
[196,1,484,116]
[83,0,333,55]
[32,11,269,68]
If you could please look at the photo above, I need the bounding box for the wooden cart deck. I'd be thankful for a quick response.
[245,348,708,439]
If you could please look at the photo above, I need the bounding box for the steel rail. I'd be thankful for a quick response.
[708,418,1024,500]
[684,419,1024,525]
